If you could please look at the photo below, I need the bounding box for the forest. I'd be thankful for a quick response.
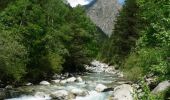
[0,0,170,100]
[0,0,104,84]
[99,0,170,99]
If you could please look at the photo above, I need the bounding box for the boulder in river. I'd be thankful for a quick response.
[5,85,13,89]
[60,80,67,84]
[71,88,88,96]
[76,77,83,82]
[50,90,69,99]
[66,77,76,83]
[152,80,170,94]
[0,90,6,100]
[51,80,60,84]
[95,84,108,92]
[111,84,134,100]
[34,92,50,99]
[39,81,50,85]
[25,82,33,86]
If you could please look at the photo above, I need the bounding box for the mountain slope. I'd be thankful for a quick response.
[86,0,121,36]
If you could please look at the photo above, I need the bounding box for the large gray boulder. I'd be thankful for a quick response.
[0,90,6,100]
[71,88,88,96]
[39,81,50,85]
[66,77,76,83]
[152,80,170,94]
[111,84,134,100]
[95,84,108,92]
[76,77,83,82]
[51,80,60,84]
[50,90,69,99]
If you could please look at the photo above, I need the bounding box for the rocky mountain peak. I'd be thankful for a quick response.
[86,0,122,36]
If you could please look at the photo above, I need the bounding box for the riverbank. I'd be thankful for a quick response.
[0,60,136,100]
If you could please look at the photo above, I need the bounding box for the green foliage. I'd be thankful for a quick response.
[98,0,140,65]
[124,48,169,81]
[124,67,143,82]
[0,26,28,82]
[139,80,164,100]
[0,0,102,82]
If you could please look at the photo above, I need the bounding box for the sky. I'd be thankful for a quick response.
[67,0,125,7]
[67,0,93,7]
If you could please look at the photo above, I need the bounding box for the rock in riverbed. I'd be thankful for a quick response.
[51,80,60,84]
[152,80,170,94]
[95,84,108,92]
[67,77,76,83]
[71,88,88,96]
[39,81,50,85]
[50,90,69,99]
[76,77,83,82]
[110,84,134,100]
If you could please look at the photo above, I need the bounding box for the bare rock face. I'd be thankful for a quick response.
[86,0,121,36]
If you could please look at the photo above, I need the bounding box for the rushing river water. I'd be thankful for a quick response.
[5,72,126,100]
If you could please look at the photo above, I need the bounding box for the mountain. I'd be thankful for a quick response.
[86,0,122,36]
[66,0,122,36]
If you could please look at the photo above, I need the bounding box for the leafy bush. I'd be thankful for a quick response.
[123,48,168,81]
[0,28,28,82]
[124,67,143,82]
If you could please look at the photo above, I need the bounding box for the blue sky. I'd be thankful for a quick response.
[118,0,125,4]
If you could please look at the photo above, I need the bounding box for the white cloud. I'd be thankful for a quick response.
[67,0,92,7]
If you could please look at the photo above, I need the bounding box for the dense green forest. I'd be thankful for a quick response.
[0,0,104,84]
[0,0,170,99]
[99,0,170,99]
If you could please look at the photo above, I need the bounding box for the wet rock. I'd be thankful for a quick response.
[51,80,60,84]
[5,85,13,89]
[0,90,6,100]
[25,82,33,86]
[39,81,50,85]
[117,72,124,78]
[111,84,134,100]
[95,84,108,92]
[132,84,140,89]
[52,74,61,79]
[152,80,170,94]
[76,77,83,82]
[71,88,88,96]
[50,90,68,99]
[66,77,76,83]
[60,80,67,84]
[34,92,49,98]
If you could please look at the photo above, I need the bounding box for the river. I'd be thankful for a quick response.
[4,61,128,100]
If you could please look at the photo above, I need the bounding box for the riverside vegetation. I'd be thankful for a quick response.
[98,0,170,99]
[0,0,170,100]
[0,0,105,84]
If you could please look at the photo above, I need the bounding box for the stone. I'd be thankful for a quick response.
[25,82,33,86]
[52,74,61,79]
[0,90,6,100]
[66,77,76,83]
[111,84,134,100]
[117,72,124,78]
[60,80,67,84]
[50,90,69,99]
[95,84,108,92]
[76,77,83,82]
[5,85,13,89]
[152,80,170,94]
[71,88,88,96]
[34,92,49,98]
[51,80,60,84]
[39,81,50,85]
